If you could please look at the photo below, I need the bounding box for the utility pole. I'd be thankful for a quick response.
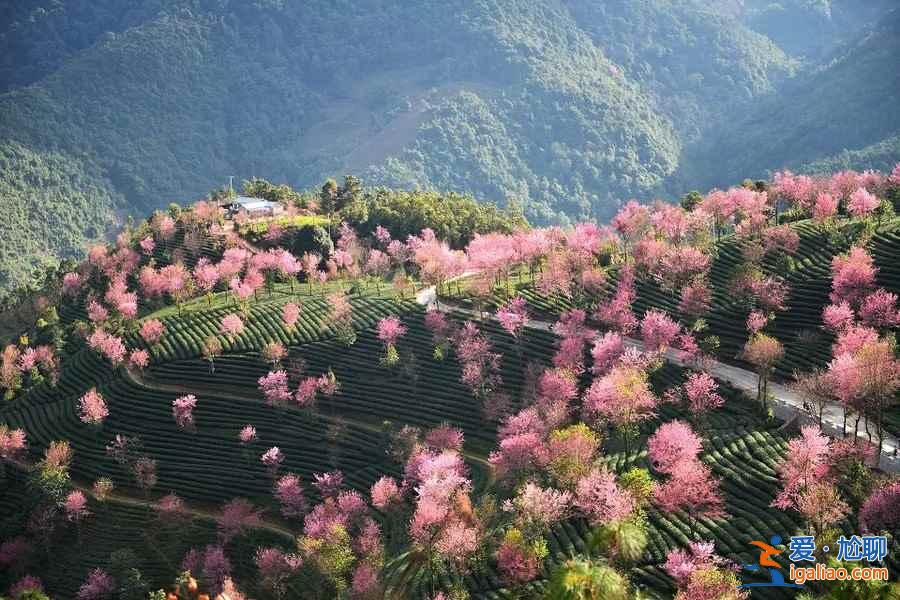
[229,176,235,197]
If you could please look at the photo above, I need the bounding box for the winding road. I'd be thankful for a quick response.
[417,283,900,473]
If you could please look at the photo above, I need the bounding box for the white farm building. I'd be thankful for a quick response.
[225,196,284,218]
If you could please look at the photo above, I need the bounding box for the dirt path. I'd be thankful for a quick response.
[4,457,296,540]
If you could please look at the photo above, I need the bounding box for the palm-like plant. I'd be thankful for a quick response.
[544,558,640,600]
[589,519,649,566]
[543,519,649,600]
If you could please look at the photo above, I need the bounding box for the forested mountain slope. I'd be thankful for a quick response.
[682,6,900,190]
[1,0,897,295]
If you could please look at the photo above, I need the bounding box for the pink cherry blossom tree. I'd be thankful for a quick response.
[258,370,292,408]
[217,498,262,542]
[813,192,838,222]
[797,482,850,540]
[376,315,407,367]
[196,336,221,375]
[261,447,284,476]
[772,170,817,210]
[590,331,626,376]
[274,474,307,518]
[848,187,879,218]
[455,321,503,405]
[155,493,189,526]
[859,288,900,329]
[582,366,656,452]
[87,330,127,366]
[653,458,725,521]
[64,490,90,523]
[132,456,157,496]
[746,309,768,334]
[193,258,220,304]
[294,376,319,408]
[612,200,651,255]
[859,481,900,534]
[595,266,638,334]
[86,300,109,324]
[256,547,302,598]
[77,388,109,426]
[678,280,712,320]
[129,349,149,371]
[822,302,855,332]
[833,323,878,357]
[282,302,301,329]
[370,476,402,510]
[220,313,244,341]
[260,341,287,368]
[238,425,257,444]
[326,291,356,346]
[830,246,877,306]
[772,425,830,511]
[640,309,680,353]
[536,251,573,301]
[664,542,746,600]
[854,338,900,463]
[573,467,635,525]
[762,224,800,257]
[496,297,529,340]
[77,568,114,600]
[173,394,198,430]
[683,372,724,415]
[0,425,27,460]
[140,319,165,346]
[424,309,453,361]
[647,420,703,474]
[772,426,849,537]
[552,309,595,374]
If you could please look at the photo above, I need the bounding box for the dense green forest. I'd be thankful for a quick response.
[1,0,898,295]
[682,6,900,190]
[0,141,120,290]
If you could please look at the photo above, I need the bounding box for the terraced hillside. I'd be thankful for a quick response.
[3,174,899,599]
[0,277,857,598]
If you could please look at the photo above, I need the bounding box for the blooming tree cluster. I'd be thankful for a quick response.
[648,420,724,519]
[772,426,850,538]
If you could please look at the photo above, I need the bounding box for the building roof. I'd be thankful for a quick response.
[231,196,279,210]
